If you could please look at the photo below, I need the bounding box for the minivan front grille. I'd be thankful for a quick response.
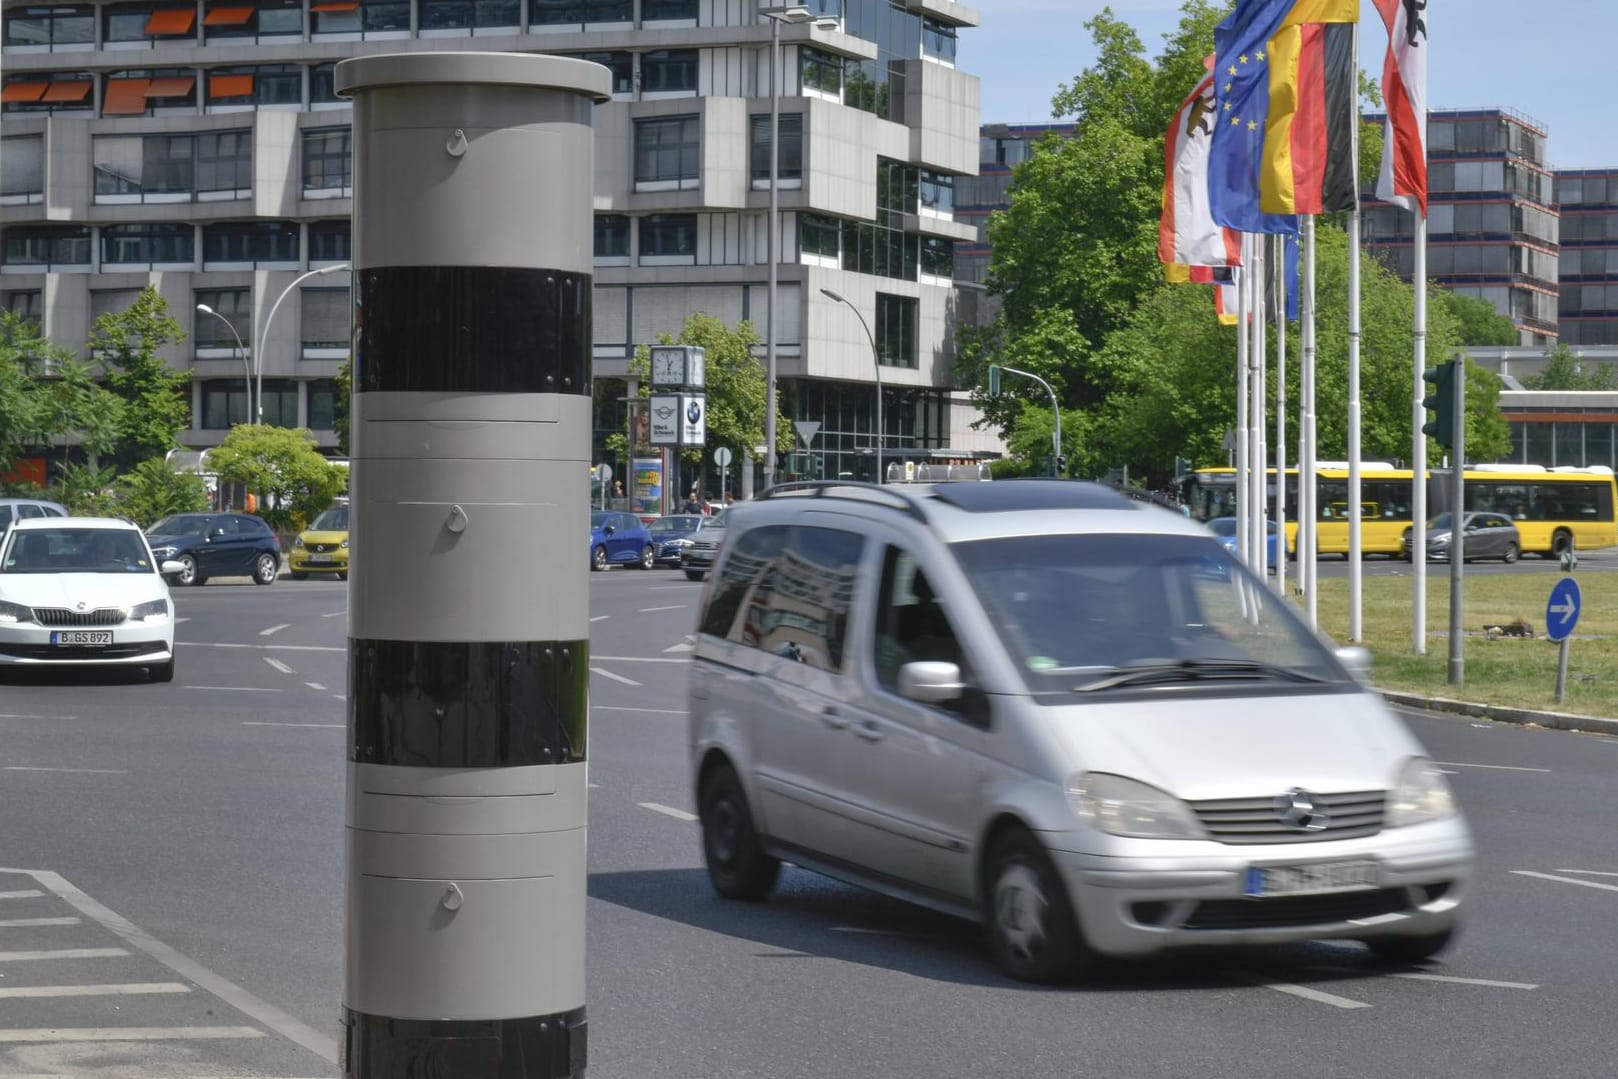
[32,607,127,627]
[1190,790,1385,844]
[1182,887,1411,930]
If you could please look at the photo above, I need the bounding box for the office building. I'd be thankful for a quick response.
[1553,167,1618,347]
[0,0,991,483]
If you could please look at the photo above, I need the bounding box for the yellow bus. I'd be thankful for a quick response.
[1177,464,1617,559]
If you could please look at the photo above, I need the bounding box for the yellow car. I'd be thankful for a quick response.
[289,506,349,580]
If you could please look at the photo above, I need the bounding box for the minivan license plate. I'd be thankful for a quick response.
[51,630,112,646]
[1245,859,1378,897]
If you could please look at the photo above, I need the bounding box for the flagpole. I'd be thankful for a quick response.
[1236,235,1251,566]
[1274,232,1288,596]
[1346,22,1364,643]
[1302,215,1318,628]
[1411,211,1428,653]
[1254,235,1268,579]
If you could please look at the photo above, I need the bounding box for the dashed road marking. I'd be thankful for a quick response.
[242,722,343,729]
[590,667,642,687]
[637,802,698,822]
[662,642,695,653]
[1434,761,1551,773]
[174,617,190,624]
[1556,868,1618,877]
[0,891,44,901]
[1225,972,1371,1009]
[183,686,279,693]
[1512,869,1618,893]
[0,916,80,927]
[264,657,294,676]
[4,767,126,775]
[594,706,689,715]
[0,981,189,999]
[1391,973,1539,989]
[589,615,611,623]
[323,610,346,618]
[180,642,343,653]
[638,605,687,613]
[260,624,291,637]
[305,682,326,691]
[0,716,77,722]
[0,948,128,963]
[589,655,688,664]
[0,1026,265,1043]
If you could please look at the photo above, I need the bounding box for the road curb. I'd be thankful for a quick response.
[1381,689,1618,737]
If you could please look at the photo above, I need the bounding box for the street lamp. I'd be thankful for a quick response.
[759,4,838,490]
[195,303,250,426]
[255,262,351,426]
[989,363,1064,477]
[819,288,883,484]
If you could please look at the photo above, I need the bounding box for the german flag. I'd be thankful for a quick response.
[1260,2,1359,215]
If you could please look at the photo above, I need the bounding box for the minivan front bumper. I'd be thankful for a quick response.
[1048,821,1473,956]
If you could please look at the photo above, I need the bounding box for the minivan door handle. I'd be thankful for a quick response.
[819,707,848,730]
[853,719,884,743]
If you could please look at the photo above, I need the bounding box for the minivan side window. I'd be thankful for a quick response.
[699,524,789,643]
[872,545,967,696]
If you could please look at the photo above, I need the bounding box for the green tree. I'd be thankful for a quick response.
[207,424,348,534]
[0,310,54,465]
[88,287,191,468]
[49,462,120,517]
[118,457,210,528]
[1522,343,1618,390]
[34,358,124,470]
[334,353,353,456]
[1440,290,1519,347]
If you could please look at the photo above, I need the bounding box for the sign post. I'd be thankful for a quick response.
[1545,576,1582,704]
[714,445,733,502]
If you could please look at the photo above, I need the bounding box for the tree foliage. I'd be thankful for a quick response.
[1441,291,1519,347]
[334,353,352,456]
[207,424,347,534]
[1522,344,1618,390]
[88,287,191,469]
[118,457,211,528]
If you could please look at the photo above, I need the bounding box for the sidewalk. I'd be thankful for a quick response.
[1381,688,1618,738]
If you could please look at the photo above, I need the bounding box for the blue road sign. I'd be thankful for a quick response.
[1545,577,1582,643]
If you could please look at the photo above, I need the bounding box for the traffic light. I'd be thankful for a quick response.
[1421,360,1457,448]
[988,364,1002,397]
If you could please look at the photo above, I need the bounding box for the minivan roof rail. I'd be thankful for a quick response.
[756,480,930,523]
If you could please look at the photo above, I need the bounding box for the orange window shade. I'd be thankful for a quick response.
[41,80,94,103]
[203,6,256,25]
[144,76,197,98]
[144,8,198,34]
[310,1,360,10]
[103,79,152,115]
[1,81,48,103]
[209,74,255,98]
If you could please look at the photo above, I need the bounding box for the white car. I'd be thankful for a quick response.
[0,517,182,683]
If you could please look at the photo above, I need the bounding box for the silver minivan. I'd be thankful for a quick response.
[688,480,1472,982]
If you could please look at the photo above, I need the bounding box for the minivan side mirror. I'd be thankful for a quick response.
[1334,645,1372,679]
[898,661,965,703]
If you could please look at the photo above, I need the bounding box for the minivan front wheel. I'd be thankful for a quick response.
[699,764,779,901]
[984,830,1090,984]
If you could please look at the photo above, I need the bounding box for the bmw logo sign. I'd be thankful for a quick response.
[686,400,702,424]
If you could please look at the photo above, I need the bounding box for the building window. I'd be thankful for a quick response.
[310,62,340,104]
[801,47,842,97]
[3,5,95,47]
[308,220,351,262]
[312,0,411,34]
[206,65,302,107]
[196,129,252,193]
[308,378,344,430]
[749,113,803,183]
[634,115,700,188]
[875,293,917,369]
[2,74,95,114]
[566,51,632,94]
[639,214,696,258]
[201,379,252,429]
[842,223,917,280]
[419,0,521,29]
[595,214,630,258]
[2,291,43,328]
[103,4,198,44]
[94,130,252,201]
[920,236,953,279]
[641,0,696,19]
[641,49,697,94]
[301,288,351,349]
[529,0,631,26]
[1,136,44,202]
[259,378,298,427]
[877,157,918,218]
[919,170,953,214]
[203,221,300,265]
[922,18,957,62]
[201,0,302,40]
[101,70,199,117]
[2,225,90,268]
[799,213,840,260]
[101,222,194,265]
[194,288,251,348]
[302,127,351,193]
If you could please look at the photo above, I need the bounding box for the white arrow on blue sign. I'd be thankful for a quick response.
[1544,577,1582,642]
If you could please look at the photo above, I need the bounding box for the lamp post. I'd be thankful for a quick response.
[989,363,1063,477]
[255,262,351,425]
[196,304,250,426]
[758,5,837,490]
[819,288,882,484]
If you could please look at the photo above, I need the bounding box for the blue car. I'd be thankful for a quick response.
[590,511,654,571]
[1207,516,1280,569]
[646,513,710,567]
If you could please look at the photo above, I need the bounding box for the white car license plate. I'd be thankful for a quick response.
[1245,859,1378,897]
[51,630,113,646]
[308,554,334,563]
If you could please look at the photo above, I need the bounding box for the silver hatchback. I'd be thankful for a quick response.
[688,480,1472,982]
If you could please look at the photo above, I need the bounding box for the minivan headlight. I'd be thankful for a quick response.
[1066,773,1204,840]
[0,600,35,625]
[1386,758,1456,827]
[129,599,170,624]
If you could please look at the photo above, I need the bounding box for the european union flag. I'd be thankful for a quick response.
[1208,0,1299,236]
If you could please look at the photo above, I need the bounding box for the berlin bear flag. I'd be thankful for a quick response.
[1159,68,1241,270]
[1374,0,1429,213]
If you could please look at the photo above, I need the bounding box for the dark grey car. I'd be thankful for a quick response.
[679,509,729,581]
[1402,511,1521,563]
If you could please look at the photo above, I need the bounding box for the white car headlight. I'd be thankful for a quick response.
[1430,533,1451,547]
[0,600,35,625]
[1066,773,1204,840]
[129,599,170,624]
[1386,757,1456,827]
[340,539,349,548]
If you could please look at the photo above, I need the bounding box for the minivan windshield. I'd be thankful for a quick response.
[951,532,1348,694]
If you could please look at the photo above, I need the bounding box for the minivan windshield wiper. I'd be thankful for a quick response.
[1074,658,1333,692]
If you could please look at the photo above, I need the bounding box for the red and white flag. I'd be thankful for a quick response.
[1374,0,1429,214]
[1159,70,1241,270]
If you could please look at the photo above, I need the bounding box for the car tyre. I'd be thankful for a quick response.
[684,569,705,581]
[252,552,279,585]
[637,544,654,570]
[591,546,608,572]
[699,763,779,901]
[984,829,1092,984]
[174,554,201,587]
[290,571,309,581]
[1501,541,1518,564]
[1552,530,1575,559]
[149,658,175,684]
[1364,927,1455,965]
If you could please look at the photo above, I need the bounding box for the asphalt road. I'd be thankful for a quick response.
[2,568,1616,1078]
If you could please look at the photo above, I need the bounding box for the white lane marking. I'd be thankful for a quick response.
[1555,869,1618,877]
[0,948,127,963]
[305,682,326,691]
[0,891,44,901]
[589,655,688,664]
[1512,870,1618,893]
[183,686,280,693]
[594,706,689,715]
[662,642,695,653]
[323,610,346,618]
[638,604,688,613]
[333,694,346,702]
[0,716,77,722]
[590,667,642,687]
[589,615,611,623]
[0,917,80,927]
[180,642,343,653]
[0,981,189,999]
[264,657,294,676]
[242,722,343,729]
[1434,761,1552,773]
[1,869,337,1064]
[174,617,190,624]
[260,624,291,637]
[0,1026,265,1043]
[587,783,601,789]
[1391,973,1539,990]
[3,767,126,775]
[646,585,695,591]
[637,802,698,822]
[1226,972,1371,1009]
